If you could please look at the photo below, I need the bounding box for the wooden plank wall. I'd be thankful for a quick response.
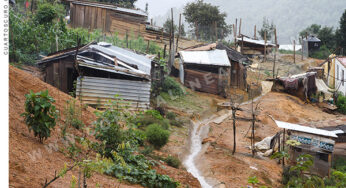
[184,69,219,95]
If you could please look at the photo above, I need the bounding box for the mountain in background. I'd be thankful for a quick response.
[150,0,345,44]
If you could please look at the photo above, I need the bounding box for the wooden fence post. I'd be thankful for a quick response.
[293,40,296,64]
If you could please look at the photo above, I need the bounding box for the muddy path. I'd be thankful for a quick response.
[183,94,266,188]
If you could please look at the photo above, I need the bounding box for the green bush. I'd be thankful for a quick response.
[35,3,57,25]
[64,99,84,130]
[336,94,346,114]
[146,124,170,149]
[162,77,185,96]
[21,90,58,142]
[310,45,331,59]
[166,112,176,120]
[132,110,170,130]
[164,156,181,168]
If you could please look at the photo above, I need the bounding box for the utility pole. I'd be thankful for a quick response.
[176,14,182,52]
[273,28,277,78]
[293,40,296,64]
[239,18,242,36]
[254,25,256,39]
[301,37,304,61]
[264,31,267,62]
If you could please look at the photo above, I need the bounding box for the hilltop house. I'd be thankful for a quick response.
[236,35,277,56]
[37,42,153,110]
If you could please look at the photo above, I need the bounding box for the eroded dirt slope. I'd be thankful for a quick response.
[9,65,199,188]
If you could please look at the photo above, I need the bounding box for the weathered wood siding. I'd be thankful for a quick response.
[184,69,219,95]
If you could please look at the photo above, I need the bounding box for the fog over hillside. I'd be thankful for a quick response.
[140,0,345,44]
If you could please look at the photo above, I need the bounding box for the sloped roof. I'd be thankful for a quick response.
[275,120,338,138]
[336,57,346,68]
[68,0,147,17]
[236,36,276,47]
[179,49,231,67]
[216,43,249,63]
[37,42,152,79]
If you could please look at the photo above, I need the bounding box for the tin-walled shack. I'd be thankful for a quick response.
[37,42,153,110]
[275,120,338,177]
[178,49,231,96]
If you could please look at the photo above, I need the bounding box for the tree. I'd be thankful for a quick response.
[299,24,321,37]
[258,17,275,41]
[21,90,58,143]
[183,0,231,41]
[318,26,335,49]
[163,18,186,37]
[336,9,346,55]
[163,18,177,34]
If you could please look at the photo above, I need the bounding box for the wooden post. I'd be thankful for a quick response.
[146,40,150,53]
[161,28,164,42]
[214,21,218,42]
[176,14,182,52]
[293,40,296,64]
[301,37,304,60]
[233,24,236,44]
[273,28,277,78]
[264,31,267,61]
[254,25,256,39]
[252,113,255,157]
[126,30,128,48]
[163,44,167,59]
[232,109,236,155]
[151,18,153,25]
[241,35,244,54]
[239,18,242,36]
[235,18,238,38]
[283,129,286,167]
[278,132,281,164]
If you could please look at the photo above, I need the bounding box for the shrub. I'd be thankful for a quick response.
[132,110,170,130]
[21,90,58,142]
[35,3,57,25]
[162,77,185,96]
[336,94,346,114]
[166,112,176,120]
[145,124,170,149]
[64,99,84,130]
[310,45,331,59]
[164,156,181,168]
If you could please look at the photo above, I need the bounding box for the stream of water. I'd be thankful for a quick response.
[183,94,265,188]
[183,118,214,188]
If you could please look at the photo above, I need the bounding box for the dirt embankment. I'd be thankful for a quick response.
[198,92,342,187]
[9,65,199,188]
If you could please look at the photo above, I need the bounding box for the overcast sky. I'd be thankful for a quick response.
[135,0,194,19]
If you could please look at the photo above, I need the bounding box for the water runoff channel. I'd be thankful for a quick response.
[183,95,264,188]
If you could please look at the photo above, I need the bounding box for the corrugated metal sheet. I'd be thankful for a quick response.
[179,49,231,67]
[90,43,152,75]
[236,36,275,46]
[76,76,151,110]
[275,120,338,138]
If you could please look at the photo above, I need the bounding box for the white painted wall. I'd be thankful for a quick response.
[335,58,346,96]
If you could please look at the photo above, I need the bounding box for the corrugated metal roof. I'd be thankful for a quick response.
[275,120,338,138]
[76,76,150,110]
[70,1,147,17]
[236,36,275,46]
[90,43,152,75]
[179,49,231,67]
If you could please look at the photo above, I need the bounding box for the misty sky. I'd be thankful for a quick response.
[135,0,193,18]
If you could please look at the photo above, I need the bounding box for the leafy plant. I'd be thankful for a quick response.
[164,156,181,168]
[162,77,185,96]
[336,94,346,114]
[63,99,83,131]
[248,176,259,187]
[21,90,58,142]
[145,124,170,149]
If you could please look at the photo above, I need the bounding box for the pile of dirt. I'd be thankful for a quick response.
[9,65,198,187]
[198,91,341,187]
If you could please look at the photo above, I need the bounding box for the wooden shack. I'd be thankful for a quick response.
[68,0,148,37]
[37,42,153,110]
[181,43,250,90]
[236,35,277,56]
[178,49,231,96]
[275,120,338,177]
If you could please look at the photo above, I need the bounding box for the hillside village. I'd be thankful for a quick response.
[8,0,346,188]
